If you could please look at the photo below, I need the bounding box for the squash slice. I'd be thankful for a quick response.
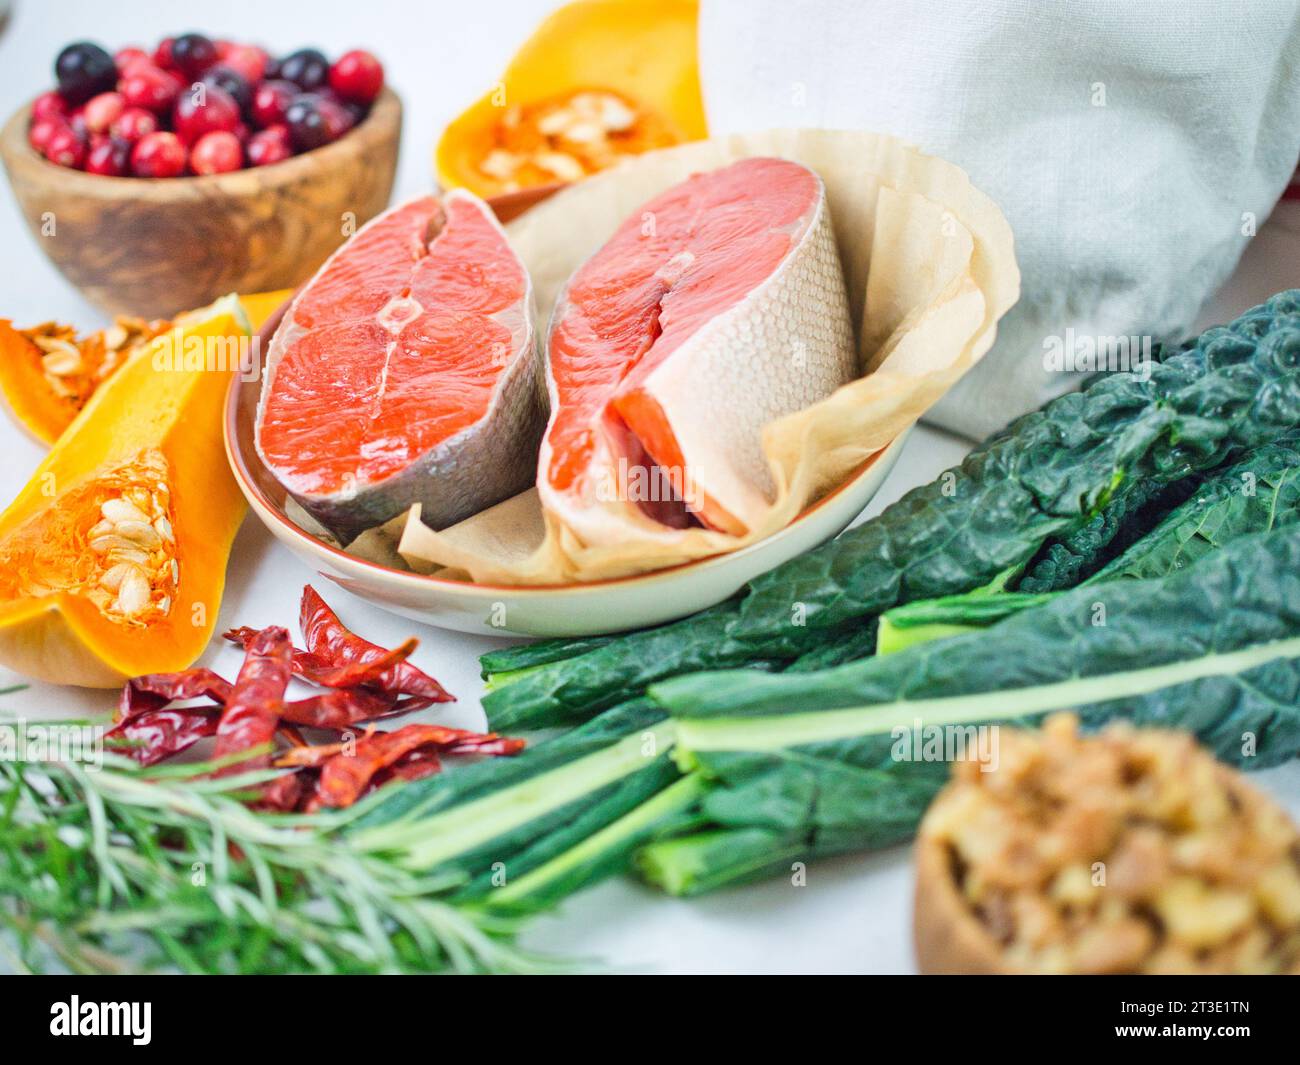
[436,0,706,197]
[0,295,250,687]
[0,289,289,446]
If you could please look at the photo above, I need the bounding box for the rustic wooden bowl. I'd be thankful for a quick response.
[0,88,402,319]
[912,828,1017,975]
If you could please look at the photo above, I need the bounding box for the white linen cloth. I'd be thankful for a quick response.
[698,0,1300,438]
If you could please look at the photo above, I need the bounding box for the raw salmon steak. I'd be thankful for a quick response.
[257,191,540,543]
[540,157,856,538]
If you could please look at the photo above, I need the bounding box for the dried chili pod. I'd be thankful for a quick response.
[105,705,220,766]
[222,626,332,675]
[118,668,233,719]
[213,625,293,773]
[294,637,418,689]
[299,586,453,701]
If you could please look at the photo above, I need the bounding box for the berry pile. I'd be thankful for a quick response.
[28,34,385,178]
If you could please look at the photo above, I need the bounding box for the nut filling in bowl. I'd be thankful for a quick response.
[915,714,1300,975]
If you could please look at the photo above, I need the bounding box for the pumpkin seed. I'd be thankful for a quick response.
[104,323,129,351]
[154,515,174,543]
[99,562,140,593]
[102,498,150,525]
[105,545,151,566]
[114,568,151,616]
[40,342,83,377]
[112,520,161,549]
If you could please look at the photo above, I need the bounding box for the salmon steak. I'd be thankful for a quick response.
[540,157,856,539]
[256,191,540,543]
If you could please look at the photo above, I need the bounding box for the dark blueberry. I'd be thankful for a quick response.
[202,64,253,114]
[284,96,328,151]
[54,41,117,105]
[278,48,329,91]
[170,32,218,79]
[263,55,281,80]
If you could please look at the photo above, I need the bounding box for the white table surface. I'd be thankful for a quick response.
[1,0,1297,974]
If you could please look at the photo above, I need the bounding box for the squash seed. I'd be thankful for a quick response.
[112,520,161,549]
[114,568,151,616]
[101,498,150,525]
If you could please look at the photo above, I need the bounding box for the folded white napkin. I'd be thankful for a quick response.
[699,0,1300,438]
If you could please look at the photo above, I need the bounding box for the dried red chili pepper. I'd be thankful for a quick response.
[118,668,233,719]
[106,706,220,766]
[213,626,293,773]
[259,769,308,812]
[222,626,332,676]
[299,586,453,702]
[305,724,525,810]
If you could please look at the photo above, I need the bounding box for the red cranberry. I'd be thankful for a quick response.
[118,64,182,113]
[152,37,177,71]
[28,118,68,154]
[131,130,186,177]
[309,94,355,141]
[278,48,329,91]
[170,33,219,79]
[329,50,384,105]
[246,124,292,166]
[43,125,87,168]
[220,44,269,84]
[55,42,117,105]
[283,95,328,151]
[189,130,243,175]
[201,64,252,114]
[250,79,297,128]
[82,91,125,134]
[66,106,88,137]
[32,91,70,123]
[110,106,158,143]
[86,136,131,176]
[173,84,240,145]
[114,47,150,74]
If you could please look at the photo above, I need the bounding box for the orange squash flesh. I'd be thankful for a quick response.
[0,297,250,687]
[436,0,706,197]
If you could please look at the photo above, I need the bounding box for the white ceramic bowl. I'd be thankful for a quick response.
[225,301,905,637]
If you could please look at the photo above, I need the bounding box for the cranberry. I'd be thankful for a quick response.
[152,38,174,70]
[173,84,240,145]
[28,118,68,154]
[43,125,87,168]
[250,79,297,128]
[86,136,131,176]
[114,47,150,74]
[278,48,329,91]
[110,106,158,143]
[283,95,329,151]
[118,64,182,113]
[189,130,243,175]
[32,91,70,123]
[220,44,269,84]
[304,93,355,141]
[263,56,282,80]
[246,124,292,166]
[82,91,125,134]
[201,64,252,114]
[67,106,88,137]
[170,32,219,79]
[55,42,117,105]
[131,130,186,177]
[329,50,384,105]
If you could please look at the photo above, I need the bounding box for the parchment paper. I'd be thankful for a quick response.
[348,129,1019,584]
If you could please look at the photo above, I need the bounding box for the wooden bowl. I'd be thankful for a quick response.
[0,89,402,319]
[913,827,1018,975]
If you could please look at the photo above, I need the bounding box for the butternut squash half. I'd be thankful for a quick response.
[0,295,249,687]
[0,289,290,446]
[436,0,706,197]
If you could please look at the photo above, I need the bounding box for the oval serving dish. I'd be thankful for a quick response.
[224,295,906,637]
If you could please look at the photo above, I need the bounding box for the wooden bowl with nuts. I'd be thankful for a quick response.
[0,89,401,320]
[913,714,1300,975]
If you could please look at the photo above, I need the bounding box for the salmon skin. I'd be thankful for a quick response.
[540,157,856,539]
[256,191,540,544]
